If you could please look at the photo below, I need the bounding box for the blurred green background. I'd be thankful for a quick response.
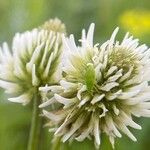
[0,0,150,150]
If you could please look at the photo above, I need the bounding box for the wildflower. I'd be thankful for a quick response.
[40,24,150,148]
[40,18,66,33]
[0,18,66,105]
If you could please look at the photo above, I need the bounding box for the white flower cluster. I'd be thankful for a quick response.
[1,19,150,149]
[0,19,65,105]
[40,24,150,148]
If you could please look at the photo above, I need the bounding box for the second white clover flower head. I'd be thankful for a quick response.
[41,23,150,149]
[0,19,66,105]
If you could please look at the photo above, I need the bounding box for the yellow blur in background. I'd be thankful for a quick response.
[120,9,150,36]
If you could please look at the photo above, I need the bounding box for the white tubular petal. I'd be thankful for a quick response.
[109,136,115,149]
[124,92,150,105]
[0,71,15,81]
[69,34,78,52]
[124,76,141,86]
[95,63,102,81]
[43,52,54,78]
[87,23,95,47]
[78,95,90,107]
[2,42,12,59]
[128,81,148,93]
[55,119,70,135]
[8,92,32,105]
[138,102,150,109]
[39,97,56,108]
[120,82,148,100]
[62,35,71,53]
[39,41,49,69]
[48,128,57,132]
[107,71,122,82]
[112,105,119,115]
[102,55,108,70]
[81,29,86,48]
[106,66,118,77]
[60,80,78,90]
[91,94,105,104]
[76,114,94,141]
[94,118,101,146]
[39,85,63,93]
[121,32,129,44]
[26,42,44,73]
[75,128,91,141]
[121,112,141,130]
[133,109,150,117]
[118,90,140,99]
[106,116,122,138]
[0,80,20,94]
[14,61,26,79]
[49,63,62,83]
[108,27,119,53]
[43,110,64,122]
[119,66,133,82]
[54,94,77,107]
[118,123,137,142]
[99,104,108,118]
[101,82,119,92]
[32,64,39,86]
[77,85,87,100]
[106,90,122,100]
[62,114,86,142]
[99,41,108,62]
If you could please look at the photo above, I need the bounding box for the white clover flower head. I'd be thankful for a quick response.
[0,19,66,105]
[41,18,66,33]
[40,23,150,149]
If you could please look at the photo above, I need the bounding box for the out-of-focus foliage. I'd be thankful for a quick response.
[0,0,150,150]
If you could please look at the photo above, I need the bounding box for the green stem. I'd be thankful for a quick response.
[52,136,61,150]
[27,92,43,150]
[100,134,113,150]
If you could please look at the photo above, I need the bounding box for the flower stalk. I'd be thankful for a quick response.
[52,137,61,150]
[27,90,43,150]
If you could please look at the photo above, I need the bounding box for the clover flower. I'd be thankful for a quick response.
[41,18,66,33]
[40,24,150,148]
[0,18,66,105]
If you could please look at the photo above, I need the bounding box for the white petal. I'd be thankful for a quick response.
[43,110,65,122]
[87,23,95,47]
[39,85,63,93]
[94,118,101,146]
[117,123,137,141]
[106,66,118,77]
[39,97,56,108]
[62,114,86,142]
[118,90,141,99]
[119,66,133,82]
[0,80,21,94]
[60,80,78,90]
[91,94,105,104]
[101,82,119,92]
[78,95,90,107]
[77,85,87,100]
[32,64,39,86]
[106,90,122,100]
[8,92,32,105]
[54,94,78,107]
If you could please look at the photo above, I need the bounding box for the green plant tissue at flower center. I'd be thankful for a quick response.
[84,63,95,93]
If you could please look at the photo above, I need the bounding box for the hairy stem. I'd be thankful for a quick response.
[27,92,43,150]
